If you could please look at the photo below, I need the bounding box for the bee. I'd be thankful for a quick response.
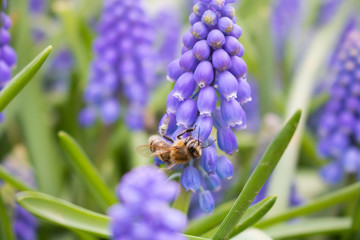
[136,114,209,169]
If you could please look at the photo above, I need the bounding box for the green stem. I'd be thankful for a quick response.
[0,166,33,191]
[0,193,15,240]
[172,186,192,214]
[256,183,360,228]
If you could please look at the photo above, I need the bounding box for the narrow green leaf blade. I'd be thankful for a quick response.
[230,196,277,237]
[212,110,302,240]
[231,228,272,240]
[0,165,33,191]
[263,217,352,239]
[58,131,117,210]
[172,186,192,214]
[256,182,360,228]
[16,191,111,238]
[0,46,52,112]
[0,193,16,240]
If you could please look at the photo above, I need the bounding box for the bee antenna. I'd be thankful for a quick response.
[202,138,217,149]
[197,126,200,144]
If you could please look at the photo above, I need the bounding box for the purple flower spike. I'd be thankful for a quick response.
[183,31,197,49]
[343,148,360,173]
[201,10,218,27]
[189,12,201,25]
[221,98,245,128]
[229,24,242,38]
[79,107,97,127]
[217,127,238,154]
[199,190,215,213]
[167,59,185,82]
[211,0,225,10]
[193,2,208,16]
[167,90,181,113]
[197,86,217,116]
[221,5,235,18]
[320,162,343,184]
[204,174,221,191]
[194,115,213,143]
[193,40,211,61]
[230,56,247,78]
[217,70,238,100]
[1,45,17,66]
[0,61,11,82]
[207,29,225,49]
[237,77,252,103]
[201,145,217,174]
[173,72,197,101]
[216,155,233,179]
[100,99,121,125]
[192,21,209,40]
[218,17,234,34]
[176,98,198,128]
[194,61,214,88]
[213,49,232,71]
[181,166,201,192]
[180,50,199,72]
[159,113,177,136]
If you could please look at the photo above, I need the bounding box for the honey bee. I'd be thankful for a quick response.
[136,114,210,168]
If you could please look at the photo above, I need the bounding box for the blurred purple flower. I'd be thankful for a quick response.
[29,0,47,14]
[80,0,156,130]
[108,165,188,240]
[316,0,343,26]
[0,0,17,122]
[158,0,250,213]
[317,22,360,184]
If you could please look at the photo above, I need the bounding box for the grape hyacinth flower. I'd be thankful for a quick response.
[317,24,360,184]
[79,0,156,130]
[0,0,17,122]
[316,0,343,26]
[159,0,249,213]
[108,166,188,240]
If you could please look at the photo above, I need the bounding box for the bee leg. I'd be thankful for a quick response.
[177,125,197,139]
[162,135,174,143]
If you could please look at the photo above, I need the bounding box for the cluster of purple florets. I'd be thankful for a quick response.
[157,0,248,213]
[79,0,156,130]
[0,0,17,122]
[108,166,188,240]
[317,26,360,184]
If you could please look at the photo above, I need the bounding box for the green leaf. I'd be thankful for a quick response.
[58,131,117,210]
[231,228,272,240]
[212,110,302,240]
[267,0,354,213]
[16,191,209,240]
[0,166,33,191]
[348,192,360,239]
[230,196,277,237]
[172,185,192,214]
[16,191,111,238]
[256,182,360,228]
[0,46,52,112]
[263,217,352,239]
[0,193,16,240]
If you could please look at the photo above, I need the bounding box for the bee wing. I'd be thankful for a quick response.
[135,145,154,158]
[151,146,177,157]
[159,163,182,176]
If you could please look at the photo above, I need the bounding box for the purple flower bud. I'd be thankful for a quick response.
[221,5,235,18]
[201,10,218,27]
[212,49,232,71]
[229,24,243,39]
[218,17,234,34]
[176,98,198,127]
[0,112,4,122]
[201,144,217,174]
[207,29,225,49]
[216,156,233,179]
[0,28,10,45]
[211,0,225,10]
[194,61,214,88]
[182,46,189,54]
[194,115,213,143]
[204,174,221,191]
[193,40,211,61]
[154,156,165,166]
[181,166,201,192]
[1,45,17,66]
[125,108,144,131]
[173,72,197,101]
[197,86,217,116]
[320,162,343,184]
[212,107,227,129]
[217,70,238,100]
[159,112,177,136]
[217,127,238,154]
[183,31,197,49]
[79,107,97,127]
[192,21,209,39]
[343,148,360,173]
[230,55,247,78]
[100,99,120,125]
[189,12,201,25]
[167,90,182,113]
[221,98,245,128]
[1,13,11,29]
[167,59,185,82]
[193,2,208,16]
[0,61,11,83]
[224,36,242,56]
[180,50,199,72]
[237,77,252,103]
[199,190,215,213]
